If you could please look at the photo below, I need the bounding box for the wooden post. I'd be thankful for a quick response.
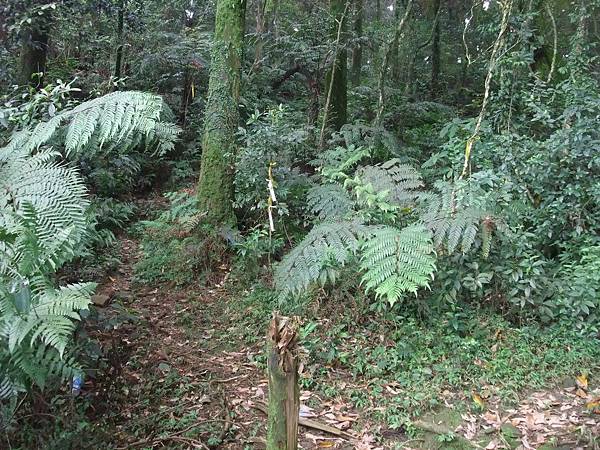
[266,314,299,450]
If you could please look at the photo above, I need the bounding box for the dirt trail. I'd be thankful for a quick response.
[90,232,599,450]
[92,234,362,449]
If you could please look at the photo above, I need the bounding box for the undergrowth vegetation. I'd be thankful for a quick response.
[1,0,600,448]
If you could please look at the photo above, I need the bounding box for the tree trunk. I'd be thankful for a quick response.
[351,0,363,86]
[324,0,349,132]
[253,0,278,70]
[404,3,440,97]
[390,0,402,81]
[19,29,48,86]
[430,0,441,99]
[266,315,299,450]
[375,0,413,126]
[180,68,192,125]
[196,0,247,226]
[19,4,52,87]
[113,0,125,84]
[180,5,198,125]
[253,0,267,70]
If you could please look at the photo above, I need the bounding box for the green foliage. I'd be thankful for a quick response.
[276,149,438,306]
[0,80,79,132]
[234,106,310,225]
[352,158,423,207]
[0,145,93,397]
[360,225,436,305]
[5,90,179,158]
[0,90,179,398]
[274,220,368,300]
[134,189,228,286]
[555,245,600,331]
[420,179,496,255]
[306,183,354,220]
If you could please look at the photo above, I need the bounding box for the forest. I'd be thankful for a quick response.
[1,0,599,448]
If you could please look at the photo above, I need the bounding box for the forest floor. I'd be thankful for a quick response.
[9,193,599,450]
[79,212,600,450]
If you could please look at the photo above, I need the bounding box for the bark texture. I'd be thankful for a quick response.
[196,0,247,225]
[113,0,125,83]
[19,23,48,85]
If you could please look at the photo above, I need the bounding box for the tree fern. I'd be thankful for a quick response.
[275,221,368,300]
[306,184,354,220]
[353,159,423,206]
[360,225,436,305]
[420,180,494,255]
[0,344,84,397]
[0,145,94,397]
[3,91,180,158]
[0,91,179,398]
[280,153,437,304]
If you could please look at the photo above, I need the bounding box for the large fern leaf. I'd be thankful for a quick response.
[0,91,179,399]
[275,221,368,300]
[306,184,354,220]
[420,180,493,254]
[360,225,436,305]
[3,91,180,158]
[355,159,423,206]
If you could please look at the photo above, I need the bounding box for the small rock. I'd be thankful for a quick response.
[91,294,111,307]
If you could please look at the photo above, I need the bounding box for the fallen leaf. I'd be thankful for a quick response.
[575,388,588,399]
[576,373,588,390]
[586,398,600,413]
[485,439,499,449]
[473,392,486,408]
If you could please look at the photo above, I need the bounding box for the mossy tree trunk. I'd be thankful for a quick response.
[266,315,299,450]
[351,0,363,86]
[196,0,247,226]
[390,0,402,81]
[324,0,349,131]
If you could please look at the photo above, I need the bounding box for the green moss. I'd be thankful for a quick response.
[196,0,247,225]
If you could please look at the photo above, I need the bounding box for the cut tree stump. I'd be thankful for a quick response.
[266,314,300,450]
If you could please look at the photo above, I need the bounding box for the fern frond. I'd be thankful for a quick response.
[275,221,369,300]
[4,93,179,397]
[306,184,354,220]
[338,123,402,158]
[4,91,180,158]
[355,159,423,206]
[311,144,371,179]
[420,180,493,255]
[360,225,436,305]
